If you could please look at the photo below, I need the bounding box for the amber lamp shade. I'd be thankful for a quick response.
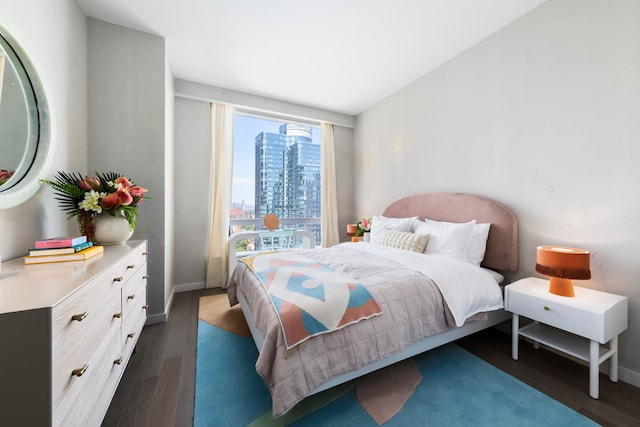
[346,224,358,237]
[535,246,591,297]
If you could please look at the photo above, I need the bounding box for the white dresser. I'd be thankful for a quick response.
[0,240,148,426]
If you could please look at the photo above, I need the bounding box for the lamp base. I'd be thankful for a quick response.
[549,277,575,297]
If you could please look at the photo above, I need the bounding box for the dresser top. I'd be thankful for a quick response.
[0,240,146,314]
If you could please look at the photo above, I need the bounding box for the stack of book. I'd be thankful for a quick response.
[24,236,104,265]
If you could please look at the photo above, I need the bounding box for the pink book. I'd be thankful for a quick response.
[34,235,88,249]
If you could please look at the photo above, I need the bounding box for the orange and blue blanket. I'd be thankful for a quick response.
[241,252,382,349]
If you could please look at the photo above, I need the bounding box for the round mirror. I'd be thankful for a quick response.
[0,24,52,209]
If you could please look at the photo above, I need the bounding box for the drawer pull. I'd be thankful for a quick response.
[127,264,136,269]
[127,294,136,300]
[544,306,551,311]
[127,332,135,339]
[143,305,149,310]
[71,311,88,322]
[142,252,148,256]
[113,276,124,282]
[143,275,150,279]
[113,357,124,365]
[113,312,122,319]
[71,364,89,377]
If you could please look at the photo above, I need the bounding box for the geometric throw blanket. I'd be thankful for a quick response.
[240,252,382,349]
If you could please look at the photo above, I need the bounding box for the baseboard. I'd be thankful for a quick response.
[619,365,640,388]
[146,312,168,325]
[144,286,177,325]
[175,281,206,293]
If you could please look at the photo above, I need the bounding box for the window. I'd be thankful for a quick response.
[231,112,322,253]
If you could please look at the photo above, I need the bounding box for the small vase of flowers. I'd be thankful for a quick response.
[41,171,148,243]
[357,217,371,242]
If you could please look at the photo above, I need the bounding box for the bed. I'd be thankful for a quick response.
[226,192,518,417]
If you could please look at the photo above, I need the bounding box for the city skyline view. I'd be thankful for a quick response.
[232,114,320,213]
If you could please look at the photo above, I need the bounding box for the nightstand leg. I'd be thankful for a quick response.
[589,340,599,399]
[610,336,619,383]
[512,313,519,360]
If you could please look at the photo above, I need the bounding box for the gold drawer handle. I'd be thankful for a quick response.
[127,294,135,300]
[127,264,136,269]
[544,306,551,311]
[71,312,88,322]
[142,252,148,256]
[142,305,149,310]
[113,312,122,319]
[143,275,150,279]
[127,332,135,339]
[113,276,124,282]
[71,364,89,377]
[113,357,124,365]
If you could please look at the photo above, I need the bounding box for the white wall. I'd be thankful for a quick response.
[174,97,210,290]
[173,83,356,289]
[87,18,173,322]
[355,0,640,385]
[0,0,87,258]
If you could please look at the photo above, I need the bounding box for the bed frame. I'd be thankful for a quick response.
[236,192,519,395]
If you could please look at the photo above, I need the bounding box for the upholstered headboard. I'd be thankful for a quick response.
[382,192,518,272]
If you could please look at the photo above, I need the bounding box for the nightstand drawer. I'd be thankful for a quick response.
[507,290,597,340]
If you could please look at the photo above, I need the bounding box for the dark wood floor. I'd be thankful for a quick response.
[103,289,640,427]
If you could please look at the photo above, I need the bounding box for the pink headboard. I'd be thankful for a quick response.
[382,192,518,272]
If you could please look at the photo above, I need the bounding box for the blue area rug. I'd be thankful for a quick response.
[194,319,598,426]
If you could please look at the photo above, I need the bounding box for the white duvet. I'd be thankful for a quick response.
[339,242,504,326]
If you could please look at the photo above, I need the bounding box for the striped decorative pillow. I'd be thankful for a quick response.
[378,229,430,253]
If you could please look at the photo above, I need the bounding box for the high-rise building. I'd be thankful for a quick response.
[254,124,320,224]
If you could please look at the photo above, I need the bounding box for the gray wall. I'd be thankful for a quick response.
[0,0,88,257]
[355,0,640,386]
[173,88,356,289]
[87,18,174,323]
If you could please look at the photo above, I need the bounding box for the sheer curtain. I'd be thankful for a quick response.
[321,122,339,247]
[205,102,235,288]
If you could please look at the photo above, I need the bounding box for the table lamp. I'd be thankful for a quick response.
[535,246,591,297]
[346,224,358,241]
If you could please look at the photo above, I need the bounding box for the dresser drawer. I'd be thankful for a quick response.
[122,265,147,347]
[101,243,147,286]
[52,277,121,404]
[54,326,123,426]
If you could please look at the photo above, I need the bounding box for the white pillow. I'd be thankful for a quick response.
[415,219,476,262]
[417,219,491,265]
[370,215,418,243]
[468,222,491,266]
[378,229,430,253]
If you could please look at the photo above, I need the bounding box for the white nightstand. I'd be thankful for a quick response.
[505,277,628,399]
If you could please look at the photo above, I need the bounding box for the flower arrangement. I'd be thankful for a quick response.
[0,168,14,186]
[356,217,371,236]
[41,171,148,239]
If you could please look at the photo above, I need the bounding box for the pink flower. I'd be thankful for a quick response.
[129,185,148,203]
[78,176,100,190]
[129,185,147,198]
[100,192,123,210]
[115,176,133,188]
[116,188,133,206]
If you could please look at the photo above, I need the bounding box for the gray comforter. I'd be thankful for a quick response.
[227,244,455,417]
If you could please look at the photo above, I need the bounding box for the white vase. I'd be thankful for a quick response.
[93,211,134,245]
[363,232,370,242]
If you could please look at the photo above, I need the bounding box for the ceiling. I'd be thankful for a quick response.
[76,0,547,116]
